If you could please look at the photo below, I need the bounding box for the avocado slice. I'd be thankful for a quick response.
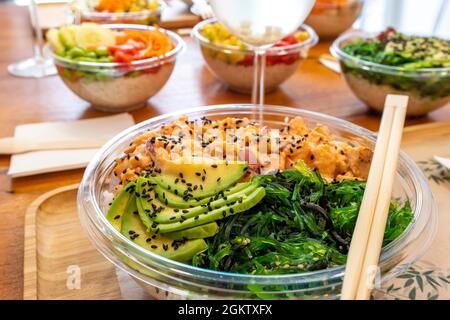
[46,28,65,55]
[121,193,207,263]
[136,188,218,240]
[59,26,77,48]
[136,177,258,224]
[106,182,136,231]
[165,223,219,240]
[154,160,248,199]
[152,186,266,234]
[152,179,251,209]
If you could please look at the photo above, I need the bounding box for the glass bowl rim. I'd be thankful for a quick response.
[79,103,434,286]
[191,18,319,55]
[48,24,185,69]
[331,30,450,76]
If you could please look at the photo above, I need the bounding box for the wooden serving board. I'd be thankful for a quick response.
[23,122,450,300]
[23,184,150,300]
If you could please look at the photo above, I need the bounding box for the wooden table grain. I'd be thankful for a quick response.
[0,3,449,299]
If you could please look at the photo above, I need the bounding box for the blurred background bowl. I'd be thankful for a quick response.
[48,24,185,112]
[192,18,318,94]
[305,0,364,40]
[71,0,164,25]
[331,31,450,117]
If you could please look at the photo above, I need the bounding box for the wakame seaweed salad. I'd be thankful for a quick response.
[338,28,450,99]
[192,161,414,275]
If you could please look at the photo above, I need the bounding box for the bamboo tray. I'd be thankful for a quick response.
[23,122,450,300]
[23,184,149,300]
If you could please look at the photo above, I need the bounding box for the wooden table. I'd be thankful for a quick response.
[0,3,449,299]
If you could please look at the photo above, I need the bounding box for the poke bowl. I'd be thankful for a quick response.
[331,28,450,117]
[78,104,437,299]
[305,0,364,39]
[71,0,164,25]
[192,19,318,94]
[46,23,184,112]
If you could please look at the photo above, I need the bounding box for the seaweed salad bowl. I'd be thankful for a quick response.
[331,31,450,117]
[78,104,437,299]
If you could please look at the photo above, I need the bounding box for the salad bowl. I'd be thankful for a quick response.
[331,30,450,117]
[78,104,437,299]
[305,0,364,39]
[47,23,185,112]
[192,19,318,94]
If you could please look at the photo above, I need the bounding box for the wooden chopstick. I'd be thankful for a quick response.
[340,94,409,300]
[355,99,408,299]
[340,96,397,299]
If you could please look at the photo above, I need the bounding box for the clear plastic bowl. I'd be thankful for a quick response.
[48,24,184,112]
[192,19,318,94]
[331,31,450,117]
[71,0,164,25]
[305,0,364,39]
[78,104,437,299]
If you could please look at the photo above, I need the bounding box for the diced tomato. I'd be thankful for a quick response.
[240,55,254,67]
[113,50,134,63]
[282,35,298,45]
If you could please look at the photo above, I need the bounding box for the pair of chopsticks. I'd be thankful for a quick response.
[341,94,409,300]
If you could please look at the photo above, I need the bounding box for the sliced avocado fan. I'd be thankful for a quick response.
[111,194,207,262]
[135,178,219,239]
[152,179,251,209]
[105,160,266,262]
[150,186,265,234]
[137,177,257,224]
[153,159,249,199]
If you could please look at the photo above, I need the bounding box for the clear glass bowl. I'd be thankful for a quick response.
[48,24,184,112]
[71,0,164,25]
[192,19,318,94]
[331,31,450,117]
[305,0,364,39]
[78,104,437,299]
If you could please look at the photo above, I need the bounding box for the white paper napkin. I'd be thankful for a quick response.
[434,155,450,171]
[8,113,135,178]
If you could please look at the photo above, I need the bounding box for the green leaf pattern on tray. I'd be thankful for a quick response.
[417,159,450,185]
[383,264,450,300]
[377,159,449,300]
